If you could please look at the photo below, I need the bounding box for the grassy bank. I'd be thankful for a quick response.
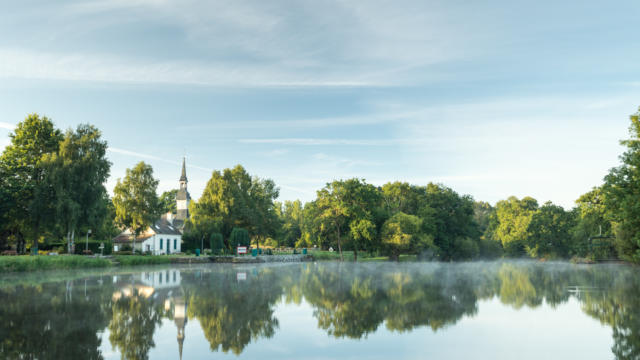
[308,250,417,262]
[0,255,111,272]
[113,255,172,266]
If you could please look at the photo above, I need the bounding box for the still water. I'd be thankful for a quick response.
[0,261,636,359]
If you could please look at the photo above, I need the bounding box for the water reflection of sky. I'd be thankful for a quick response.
[123,298,609,360]
[0,262,632,359]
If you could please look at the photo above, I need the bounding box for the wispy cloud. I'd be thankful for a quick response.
[238,138,407,146]
[313,153,382,167]
[108,147,212,172]
[0,122,15,130]
[0,49,384,88]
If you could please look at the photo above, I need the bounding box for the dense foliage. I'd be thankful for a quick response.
[4,107,640,262]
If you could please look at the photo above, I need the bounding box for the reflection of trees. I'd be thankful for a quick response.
[580,270,640,360]
[108,292,164,360]
[300,264,479,339]
[3,263,640,359]
[185,268,281,355]
[0,278,113,360]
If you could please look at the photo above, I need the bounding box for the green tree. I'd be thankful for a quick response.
[492,196,539,256]
[229,227,250,249]
[41,124,111,253]
[526,202,575,258]
[603,107,640,262]
[158,189,178,214]
[194,165,279,247]
[573,187,615,259]
[381,212,429,260]
[315,179,381,261]
[0,114,62,253]
[112,162,159,251]
[277,200,304,247]
[210,232,224,254]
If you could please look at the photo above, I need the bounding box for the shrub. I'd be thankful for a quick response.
[229,228,250,248]
[210,233,225,254]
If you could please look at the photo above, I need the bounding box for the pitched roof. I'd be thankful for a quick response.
[112,219,182,243]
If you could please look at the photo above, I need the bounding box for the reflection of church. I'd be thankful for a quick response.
[112,270,187,359]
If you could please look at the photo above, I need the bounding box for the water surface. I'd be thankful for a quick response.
[0,261,637,359]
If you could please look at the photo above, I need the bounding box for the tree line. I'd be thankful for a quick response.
[2,108,640,262]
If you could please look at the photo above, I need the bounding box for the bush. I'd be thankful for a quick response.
[230,228,250,248]
[210,233,225,254]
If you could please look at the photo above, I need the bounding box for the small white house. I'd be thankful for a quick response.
[113,218,182,255]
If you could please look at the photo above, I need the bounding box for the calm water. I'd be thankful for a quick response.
[0,261,637,360]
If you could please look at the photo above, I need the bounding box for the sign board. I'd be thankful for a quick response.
[237,272,247,281]
[237,246,248,255]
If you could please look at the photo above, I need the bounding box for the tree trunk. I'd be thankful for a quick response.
[71,229,75,254]
[353,247,358,262]
[337,225,343,261]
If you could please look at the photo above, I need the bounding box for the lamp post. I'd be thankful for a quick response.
[86,229,92,252]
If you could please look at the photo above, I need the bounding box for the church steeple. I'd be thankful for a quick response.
[176,158,190,221]
[179,157,187,185]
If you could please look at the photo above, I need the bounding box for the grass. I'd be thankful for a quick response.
[308,250,420,262]
[0,255,111,272]
[113,255,172,266]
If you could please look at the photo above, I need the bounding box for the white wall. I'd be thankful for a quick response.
[142,235,182,255]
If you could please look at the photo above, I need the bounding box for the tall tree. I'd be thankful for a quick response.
[193,165,279,247]
[381,212,424,260]
[41,124,111,253]
[526,202,575,258]
[277,200,304,247]
[0,114,62,253]
[315,178,381,261]
[112,162,159,251]
[492,196,539,256]
[603,107,640,262]
[573,187,614,259]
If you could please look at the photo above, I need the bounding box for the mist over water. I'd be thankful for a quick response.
[0,261,636,359]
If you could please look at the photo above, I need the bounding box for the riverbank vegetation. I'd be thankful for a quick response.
[0,256,111,272]
[2,108,640,263]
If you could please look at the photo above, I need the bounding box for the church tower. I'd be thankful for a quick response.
[176,158,190,220]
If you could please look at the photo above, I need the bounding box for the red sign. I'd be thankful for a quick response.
[237,246,248,255]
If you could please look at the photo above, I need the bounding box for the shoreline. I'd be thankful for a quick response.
[0,253,632,273]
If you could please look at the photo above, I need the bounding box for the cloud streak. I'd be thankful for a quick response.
[108,147,213,172]
[0,122,15,130]
[0,49,387,88]
[238,138,407,146]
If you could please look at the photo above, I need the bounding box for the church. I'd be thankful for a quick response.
[113,158,191,254]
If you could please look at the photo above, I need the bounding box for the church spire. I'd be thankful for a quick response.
[176,158,191,221]
[179,157,187,183]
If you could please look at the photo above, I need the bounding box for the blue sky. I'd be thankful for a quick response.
[1,0,639,208]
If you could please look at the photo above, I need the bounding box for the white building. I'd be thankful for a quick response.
[113,158,190,254]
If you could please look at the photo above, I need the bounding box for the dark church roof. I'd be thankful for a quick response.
[112,219,182,243]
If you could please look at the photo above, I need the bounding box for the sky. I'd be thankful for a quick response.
[1,0,640,208]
